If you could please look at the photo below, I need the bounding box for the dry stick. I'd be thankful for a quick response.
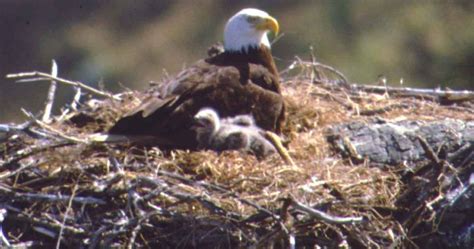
[253,227,284,249]
[358,103,412,116]
[88,226,108,249]
[100,211,161,242]
[271,32,285,46]
[416,135,441,165]
[0,162,35,180]
[309,46,320,83]
[6,71,120,100]
[71,86,82,111]
[42,60,58,122]
[0,227,10,248]
[415,135,451,211]
[1,142,72,169]
[127,223,142,249]
[288,196,364,224]
[8,210,85,236]
[253,198,293,248]
[341,176,393,191]
[284,58,474,103]
[0,120,33,134]
[0,208,10,247]
[0,187,106,205]
[350,83,474,102]
[56,180,80,249]
[21,109,88,144]
[458,148,474,169]
[310,89,355,111]
[299,60,350,86]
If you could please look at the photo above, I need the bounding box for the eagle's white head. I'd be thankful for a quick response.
[224,8,279,52]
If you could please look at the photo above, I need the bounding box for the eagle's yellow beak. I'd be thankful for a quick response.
[256,16,279,36]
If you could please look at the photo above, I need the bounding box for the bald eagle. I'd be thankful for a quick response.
[193,107,276,158]
[109,8,285,149]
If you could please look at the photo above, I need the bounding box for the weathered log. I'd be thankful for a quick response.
[327,118,474,165]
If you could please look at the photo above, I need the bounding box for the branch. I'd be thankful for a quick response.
[8,211,85,236]
[22,109,88,144]
[42,60,58,122]
[71,86,82,111]
[288,196,364,224]
[282,59,350,86]
[350,83,474,102]
[0,187,106,205]
[0,162,36,180]
[56,180,79,249]
[0,208,10,247]
[6,71,120,100]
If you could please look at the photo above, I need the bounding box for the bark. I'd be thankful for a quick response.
[327,118,474,166]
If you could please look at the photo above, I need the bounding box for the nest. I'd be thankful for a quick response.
[1,60,473,248]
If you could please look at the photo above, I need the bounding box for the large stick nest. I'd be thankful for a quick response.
[1,60,473,248]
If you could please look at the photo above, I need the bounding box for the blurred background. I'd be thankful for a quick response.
[1,0,473,122]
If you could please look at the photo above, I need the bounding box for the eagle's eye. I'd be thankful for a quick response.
[246,16,259,23]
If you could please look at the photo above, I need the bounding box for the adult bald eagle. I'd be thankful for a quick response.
[109,8,285,149]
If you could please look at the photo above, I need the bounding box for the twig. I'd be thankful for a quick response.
[56,179,80,249]
[42,60,58,122]
[1,141,72,169]
[71,86,82,111]
[309,46,320,83]
[295,60,350,86]
[416,135,441,165]
[127,223,142,249]
[8,210,85,236]
[0,208,10,247]
[88,225,108,249]
[0,120,35,140]
[0,162,36,180]
[271,32,285,46]
[33,226,56,238]
[449,173,474,206]
[0,187,106,205]
[252,226,284,249]
[309,88,355,110]
[6,71,120,100]
[100,211,161,242]
[350,84,474,103]
[341,176,393,191]
[359,103,412,116]
[0,226,9,248]
[22,109,88,144]
[288,196,364,224]
[283,58,474,105]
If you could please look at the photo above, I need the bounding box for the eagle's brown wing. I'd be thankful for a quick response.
[108,59,284,149]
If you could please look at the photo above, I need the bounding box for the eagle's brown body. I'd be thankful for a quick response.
[108,45,284,149]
